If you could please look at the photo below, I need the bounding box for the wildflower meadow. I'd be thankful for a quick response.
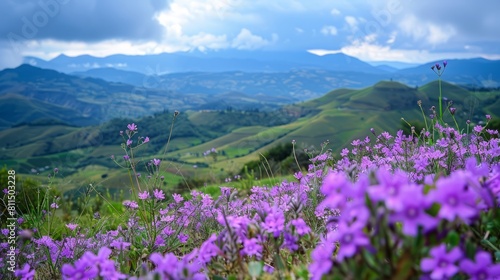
[1,62,500,279]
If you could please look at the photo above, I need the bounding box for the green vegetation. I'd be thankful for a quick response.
[2,80,500,198]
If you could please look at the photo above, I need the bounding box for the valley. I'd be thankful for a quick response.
[1,63,499,198]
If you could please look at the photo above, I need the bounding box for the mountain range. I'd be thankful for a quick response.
[23,51,500,89]
[2,77,499,183]
[2,50,500,130]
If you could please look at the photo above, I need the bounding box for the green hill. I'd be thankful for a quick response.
[3,80,500,193]
[163,80,499,168]
[0,93,98,127]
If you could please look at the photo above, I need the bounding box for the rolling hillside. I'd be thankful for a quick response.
[162,80,499,171]
[1,65,375,130]
[2,80,499,194]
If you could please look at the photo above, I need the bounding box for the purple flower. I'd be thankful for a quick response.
[282,232,299,251]
[198,234,221,265]
[110,240,131,251]
[53,168,59,173]
[122,200,138,209]
[449,107,456,115]
[290,218,311,236]
[319,172,351,209]
[65,223,78,231]
[390,186,438,236]
[153,189,165,200]
[150,252,178,275]
[14,263,35,280]
[263,264,274,274]
[178,233,189,243]
[421,244,462,279]
[143,136,150,143]
[172,193,183,203]
[326,221,369,262]
[84,247,126,279]
[242,238,262,257]
[152,158,161,166]
[262,207,285,238]
[309,241,334,280]
[50,203,59,209]
[443,60,448,67]
[486,114,491,120]
[460,251,500,279]
[368,168,409,211]
[138,191,150,200]
[436,138,449,148]
[62,259,98,280]
[126,139,133,147]
[474,125,483,133]
[428,174,478,223]
[163,226,174,236]
[127,123,137,131]
[123,155,130,161]
[150,251,205,280]
[155,235,165,247]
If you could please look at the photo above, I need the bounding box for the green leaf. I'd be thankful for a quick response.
[446,231,460,247]
[248,261,264,278]
[495,251,500,262]
[465,241,477,259]
[274,253,286,271]
[294,264,310,279]
[362,250,379,271]
[427,202,441,217]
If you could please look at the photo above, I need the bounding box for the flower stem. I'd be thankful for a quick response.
[438,78,443,124]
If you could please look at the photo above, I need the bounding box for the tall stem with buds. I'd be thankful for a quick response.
[431,61,447,124]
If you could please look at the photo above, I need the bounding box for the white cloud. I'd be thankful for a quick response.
[307,49,342,56]
[399,15,456,45]
[321,26,338,36]
[231,28,275,50]
[313,42,500,63]
[330,8,341,16]
[386,31,397,44]
[344,16,359,31]
[154,0,250,52]
[20,39,161,60]
[1,0,499,68]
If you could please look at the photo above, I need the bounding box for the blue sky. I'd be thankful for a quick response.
[1,0,499,69]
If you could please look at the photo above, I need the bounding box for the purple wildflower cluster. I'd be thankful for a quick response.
[2,122,499,279]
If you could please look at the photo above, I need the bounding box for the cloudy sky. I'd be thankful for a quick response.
[1,0,499,69]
